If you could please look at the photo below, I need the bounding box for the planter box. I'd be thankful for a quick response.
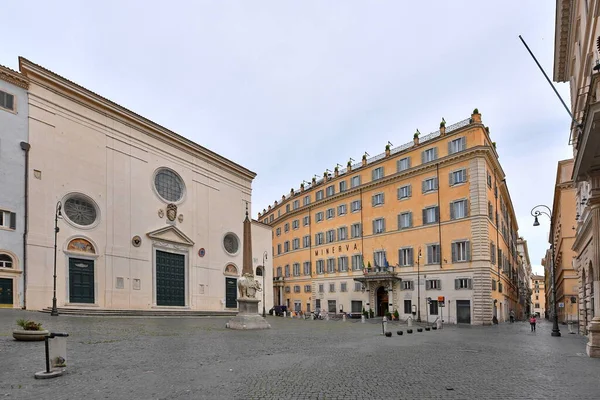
[13,330,49,341]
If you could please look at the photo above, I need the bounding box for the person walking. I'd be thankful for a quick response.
[510,310,515,323]
[529,315,537,332]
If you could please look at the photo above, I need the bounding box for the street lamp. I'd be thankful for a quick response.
[51,201,62,317]
[531,204,560,337]
[417,247,422,322]
[262,251,268,318]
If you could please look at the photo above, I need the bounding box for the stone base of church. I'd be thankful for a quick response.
[586,319,600,357]
[227,298,271,330]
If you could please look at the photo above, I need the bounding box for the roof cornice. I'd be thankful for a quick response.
[18,57,256,181]
[0,64,29,89]
[554,0,573,82]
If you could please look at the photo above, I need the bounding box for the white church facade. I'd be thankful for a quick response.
[17,57,272,313]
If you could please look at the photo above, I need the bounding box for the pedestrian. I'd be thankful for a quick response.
[510,310,515,323]
[529,315,537,332]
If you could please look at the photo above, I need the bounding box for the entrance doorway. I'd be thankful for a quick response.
[0,278,13,307]
[69,258,95,303]
[456,300,471,324]
[376,286,389,316]
[156,250,185,306]
[225,277,237,308]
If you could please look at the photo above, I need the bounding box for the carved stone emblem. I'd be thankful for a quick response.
[166,204,177,221]
[158,209,164,218]
[132,235,142,247]
[178,214,184,223]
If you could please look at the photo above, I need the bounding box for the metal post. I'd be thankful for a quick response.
[262,251,267,318]
[44,336,50,373]
[51,201,61,317]
[417,248,421,322]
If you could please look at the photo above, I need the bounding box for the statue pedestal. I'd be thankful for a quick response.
[227,298,271,330]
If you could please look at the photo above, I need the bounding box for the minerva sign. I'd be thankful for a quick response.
[314,243,360,256]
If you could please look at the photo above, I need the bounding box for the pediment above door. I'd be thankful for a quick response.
[146,225,195,246]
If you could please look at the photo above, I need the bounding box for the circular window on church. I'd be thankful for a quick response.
[153,168,185,203]
[223,233,240,255]
[63,194,99,229]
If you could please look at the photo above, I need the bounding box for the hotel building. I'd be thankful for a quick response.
[259,111,522,325]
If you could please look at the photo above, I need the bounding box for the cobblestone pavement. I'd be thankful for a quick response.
[1,310,599,399]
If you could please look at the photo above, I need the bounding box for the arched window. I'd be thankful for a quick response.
[256,266,263,277]
[0,254,13,268]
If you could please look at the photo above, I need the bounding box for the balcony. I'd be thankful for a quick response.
[353,265,402,284]
[573,72,600,181]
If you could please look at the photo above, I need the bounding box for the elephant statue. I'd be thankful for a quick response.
[238,273,262,299]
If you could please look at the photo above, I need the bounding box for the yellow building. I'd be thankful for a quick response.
[259,111,522,325]
[531,274,546,318]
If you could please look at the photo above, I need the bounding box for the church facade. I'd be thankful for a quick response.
[18,57,272,313]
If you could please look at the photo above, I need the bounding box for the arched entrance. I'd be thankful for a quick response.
[224,264,239,309]
[65,238,97,304]
[376,286,389,316]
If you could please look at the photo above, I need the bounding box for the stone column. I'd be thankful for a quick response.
[586,182,600,355]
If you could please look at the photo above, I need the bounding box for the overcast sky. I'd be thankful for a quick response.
[2,1,571,275]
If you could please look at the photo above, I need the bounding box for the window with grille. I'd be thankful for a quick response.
[294,285,301,293]
[354,282,362,291]
[329,283,335,292]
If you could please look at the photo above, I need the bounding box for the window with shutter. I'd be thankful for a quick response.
[0,90,15,112]
[9,212,16,230]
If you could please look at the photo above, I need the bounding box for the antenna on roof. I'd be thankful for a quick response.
[387,141,393,146]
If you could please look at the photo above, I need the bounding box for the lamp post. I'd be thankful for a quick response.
[51,201,62,317]
[531,204,561,337]
[262,251,268,318]
[417,247,422,322]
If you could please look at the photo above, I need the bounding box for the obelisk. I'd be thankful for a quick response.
[227,203,271,330]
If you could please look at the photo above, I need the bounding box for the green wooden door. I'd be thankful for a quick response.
[225,278,237,308]
[156,250,185,306]
[69,258,95,303]
[0,278,13,306]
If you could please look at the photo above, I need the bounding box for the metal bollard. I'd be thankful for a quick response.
[283,311,286,318]
[436,318,442,330]
[408,316,413,327]
[382,316,388,334]
[343,314,346,322]
[361,315,365,324]
[35,332,69,379]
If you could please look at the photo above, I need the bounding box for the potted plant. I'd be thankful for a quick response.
[413,129,420,146]
[492,141,497,149]
[485,126,490,134]
[13,318,48,341]
[362,154,367,166]
[393,309,400,321]
[334,166,339,177]
[440,118,446,135]
[385,311,392,320]
[471,108,482,123]
[300,183,305,191]
[385,144,391,157]
[312,176,316,185]
[347,160,352,172]
[362,307,368,319]
[369,309,374,318]
[290,188,294,195]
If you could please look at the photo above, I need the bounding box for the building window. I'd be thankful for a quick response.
[329,283,335,292]
[402,281,414,291]
[292,220,299,229]
[328,300,337,313]
[0,210,16,230]
[293,200,300,210]
[535,303,540,308]
[338,256,348,272]
[373,250,386,268]
[292,238,300,250]
[0,254,13,268]
[316,190,324,201]
[277,244,281,255]
[326,229,335,243]
[352,254,363,270]
[455,278,472,289]
[303,195,311,206]
[492,280,497,291]
[449,169,467,185]
[303,235,311,248]
[397,157,411,172]
[487,173,492,188]
[488,202,493,220]
[303,262,311,276]
[398,247,413,266]
[398,212,412,229]
[397,185,411,200]
[338,204,347,216]
[351,200,361,212]
[293,263,301,276]
[63,194,99,227]
[286,204,290,213]
[351,175,361,188]
[318,283,324,293]
[327,258,335,273]
[285,265,290,277]
[284,241,290,252]
[338,226,348,241]
[326,185,335,197]
[427,244,440,265]
[154,168,185,203]
[340,282,347,292]
[303,216,310,226]
[452,241,471,262]
[490,242,496,264]
[404,299,412,313]
[276,266,282,277]
[450,200,468,220]
[305,284,312,292]
[316,260,324,274]
[448,137,466,154]
[372,167,384,181]
[0,90,15,112]
[294,285,301,293]
[429,300,439,315]
[372,193,384,206]
[315,232,324,245]
[422,148,438,163]
[276,227,281,236]
[339,180,347,192]
[535,295,539,300]
[270,214,274,222]
[426,279,441,290]
[316,212,324,222]
[285,286,291,293]
[422,206,439,225]
[422,177,438,193]
[326,208,335,219]
[351,223,362,238]
[373,218,385,234]
[284,223,290,232]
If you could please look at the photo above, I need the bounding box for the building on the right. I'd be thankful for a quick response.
[530,274,546,318]
[553,1,600,356]
[517,237,533,319]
